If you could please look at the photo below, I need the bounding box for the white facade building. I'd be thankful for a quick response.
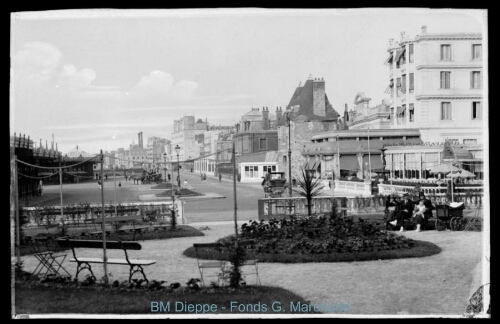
[386,26,484,145]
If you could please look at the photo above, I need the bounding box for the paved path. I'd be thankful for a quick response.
[20,223,484,316]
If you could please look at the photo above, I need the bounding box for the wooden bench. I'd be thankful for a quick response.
[56,238,156,283]
[84,215,149,241]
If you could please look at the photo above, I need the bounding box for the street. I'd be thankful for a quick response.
[27,171,266,224]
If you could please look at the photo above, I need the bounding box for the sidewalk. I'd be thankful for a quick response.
[19,221,484,315]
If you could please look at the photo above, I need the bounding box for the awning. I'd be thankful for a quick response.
[339,155,359,171]
[362,155,383,170]
[395,48,406,62]
[384,53,393,64]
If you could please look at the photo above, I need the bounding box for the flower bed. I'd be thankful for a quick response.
[184,216,441,263]
[155,189,204,197]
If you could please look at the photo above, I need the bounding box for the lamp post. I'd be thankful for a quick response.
[285,112,292,197]
[367,127,372,180]
[175,145,181,190]
[163,153,167,184]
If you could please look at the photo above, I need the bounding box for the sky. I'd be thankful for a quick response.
[10,8,487,154]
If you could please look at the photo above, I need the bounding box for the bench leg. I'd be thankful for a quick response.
[129,265,148,284]
[76,262,96,281]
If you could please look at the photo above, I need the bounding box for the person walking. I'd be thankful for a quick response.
[183,179,188,189]
[219,173,222,183]
[118,181,122,188]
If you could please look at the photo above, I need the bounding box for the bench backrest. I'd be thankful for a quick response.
[57,239,142,250]
[84,215,143,224]
[193,243,222,249]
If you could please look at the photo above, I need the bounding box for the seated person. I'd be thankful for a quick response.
[412,200,427,232]
[389,193,413,232]
[385,195,399,223]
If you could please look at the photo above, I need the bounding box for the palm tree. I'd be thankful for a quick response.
[294,168,324,216]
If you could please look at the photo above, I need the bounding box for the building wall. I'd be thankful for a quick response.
[312,79,326,117]
[387,28,483,145]
[277,120,332,181]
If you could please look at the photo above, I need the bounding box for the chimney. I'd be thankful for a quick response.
[276,106,283,125]
[421,25,427,34]
[344,103,349,122]
[312,78,326,117]
[138,132,143,149]
[262,107,269,130]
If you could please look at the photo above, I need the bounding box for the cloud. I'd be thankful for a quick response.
[15,42,63,82]
[129,70,199,106]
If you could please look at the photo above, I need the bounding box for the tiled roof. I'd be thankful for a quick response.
[286,79,340,122]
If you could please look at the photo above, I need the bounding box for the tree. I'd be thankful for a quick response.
[294,168,324,216]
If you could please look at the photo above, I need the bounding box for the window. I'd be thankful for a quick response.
[463,139,477,145]
[244,165,259,178]
[396,78,401,97]
[402,74,406,93]
[441,102,452,120]
[472,44,482,60]
[263,165,276,173]
[409,103,414,122]
[440,44,451,60]
[259,138,267,150]
[440,71,451,89]
[409,44,414,63]
[409,73,414,92]
[283,156,287,163]
[447,139,459,145]
[471,71,482,89]
[472,102,482,120]
[390,107,394,121]
[401,104,406,123]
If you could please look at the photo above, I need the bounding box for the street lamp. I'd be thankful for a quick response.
[367,127,372,180]
[285,112,292,197]
[175,145,181,189]
[163,153,167,184]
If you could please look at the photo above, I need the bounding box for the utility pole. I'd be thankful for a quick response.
[232,140,239,247]
[287,113,292,197]
[100,150,108,285]
[59,162,63,222]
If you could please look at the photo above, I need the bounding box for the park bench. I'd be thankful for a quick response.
[84,215,150,241]
[193,240,260,286]
[56,238,156,283]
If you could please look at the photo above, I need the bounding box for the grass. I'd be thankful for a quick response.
[151,183,179,189]
[155,189,204,197]
[20,225,204,256]
[14,274,315,315]
[183,239,441,263]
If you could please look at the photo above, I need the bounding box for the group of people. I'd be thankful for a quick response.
[385,192,435,232]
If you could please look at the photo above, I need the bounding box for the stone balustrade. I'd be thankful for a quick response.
[21,200,186,226]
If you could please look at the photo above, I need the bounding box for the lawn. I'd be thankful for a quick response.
[20,225,204,256]
[14,273,316,315]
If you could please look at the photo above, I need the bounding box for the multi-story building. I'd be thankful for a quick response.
[386,25,484,144]
[346,94,392,129]
[171,116,208,168]
[146,136,169,170]
[276,75,343,182]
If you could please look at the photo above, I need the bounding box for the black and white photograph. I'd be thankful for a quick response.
[10,8,489,319]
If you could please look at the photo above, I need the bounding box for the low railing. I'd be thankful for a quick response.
[378,183,483,196]
[20,200,186,226]
[334,179,371,196]
[258,196,339,220]
[257,193,484,220]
